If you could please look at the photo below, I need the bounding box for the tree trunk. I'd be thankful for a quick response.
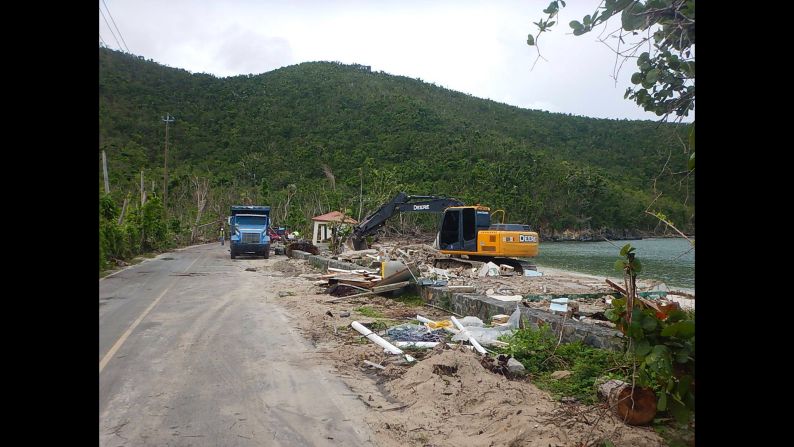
[117,196,129,225]
[190,177,209,243]
[598,379,657,425]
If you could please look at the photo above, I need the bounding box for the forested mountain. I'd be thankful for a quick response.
[99,47,693,265]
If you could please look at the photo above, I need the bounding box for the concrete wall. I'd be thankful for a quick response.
[421,287,626,351]
[289,250,626,351]
[289,250,370,272]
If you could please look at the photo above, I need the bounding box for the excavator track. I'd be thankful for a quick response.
[432,256,537,274]
[486,257,538,275]
[468,257,537,275]
[432,257,484,271]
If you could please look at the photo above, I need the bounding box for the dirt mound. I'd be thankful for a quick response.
[372,349,664,447]
[270,257,666,447]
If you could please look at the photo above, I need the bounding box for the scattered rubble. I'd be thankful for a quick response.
[285,240,319,256]
[268,250,669,447]
[313,238,694,319]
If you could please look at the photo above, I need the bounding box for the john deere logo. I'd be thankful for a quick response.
[413,204,430,210]
[520,235,536,243]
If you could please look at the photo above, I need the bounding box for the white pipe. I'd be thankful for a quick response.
[363,360,385,369]
[351,321,415,362]
[450,316,487,355]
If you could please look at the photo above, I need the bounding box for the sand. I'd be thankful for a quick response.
[265,257,668,447]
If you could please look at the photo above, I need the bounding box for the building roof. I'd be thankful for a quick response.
[311,211,358,224]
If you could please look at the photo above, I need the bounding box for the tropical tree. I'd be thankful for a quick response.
[528,0,694,170]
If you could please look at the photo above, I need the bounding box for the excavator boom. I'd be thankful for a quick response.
[351,192,540,273]
[351,192,464,250]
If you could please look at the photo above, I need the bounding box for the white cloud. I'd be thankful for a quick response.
[214,29,293,76]
[98,0,692,122]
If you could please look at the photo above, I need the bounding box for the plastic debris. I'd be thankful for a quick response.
[458,316,485,327]
[386,323,447,342]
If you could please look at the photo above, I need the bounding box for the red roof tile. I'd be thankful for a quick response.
[311,211,358,224]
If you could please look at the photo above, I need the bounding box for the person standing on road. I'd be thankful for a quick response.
[219,224,225,245]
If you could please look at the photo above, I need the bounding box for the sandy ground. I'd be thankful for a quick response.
[264,257,667,447]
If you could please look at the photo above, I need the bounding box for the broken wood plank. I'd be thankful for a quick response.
[331,276,377,284]
[324,281,411,303]
[372,281,410,293]
[605,279,628,296]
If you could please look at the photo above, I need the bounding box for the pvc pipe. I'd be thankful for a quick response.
[450,316,487,355]
[363,360,385,370]
[351,321,415,362]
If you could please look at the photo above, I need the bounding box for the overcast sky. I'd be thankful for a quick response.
[99,0,692,122]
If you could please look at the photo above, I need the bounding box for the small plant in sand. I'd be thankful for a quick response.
[607,243,695,425]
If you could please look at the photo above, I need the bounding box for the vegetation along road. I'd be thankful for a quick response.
[99,243,375,446]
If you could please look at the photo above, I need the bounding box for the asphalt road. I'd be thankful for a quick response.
[99,244,375,446]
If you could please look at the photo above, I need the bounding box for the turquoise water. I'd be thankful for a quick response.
[530,238,695,290]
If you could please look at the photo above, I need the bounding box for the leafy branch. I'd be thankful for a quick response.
[528,0,695,122]
[605,244,695,423]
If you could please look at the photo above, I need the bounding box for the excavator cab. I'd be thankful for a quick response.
[438,206,489,252]
[437,205,540,273]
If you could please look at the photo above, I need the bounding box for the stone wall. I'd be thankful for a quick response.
[289,250,370,271]
[421,287,625,351]
[289,250,626,351]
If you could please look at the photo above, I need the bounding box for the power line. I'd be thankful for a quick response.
[99,7,123,52]
[101,0,130,53]
[99,32,107,47]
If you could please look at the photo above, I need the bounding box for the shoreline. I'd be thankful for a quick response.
[539,232,694,243]
[535,263,695,295]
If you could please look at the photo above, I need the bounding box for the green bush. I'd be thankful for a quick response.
[98,193,173,272]
[502,325,630,404]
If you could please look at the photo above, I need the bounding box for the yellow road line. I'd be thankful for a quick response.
[99,255,202,373]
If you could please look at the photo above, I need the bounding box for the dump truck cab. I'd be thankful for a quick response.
[228,205,271,259]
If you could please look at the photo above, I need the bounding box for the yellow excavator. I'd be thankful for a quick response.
[350,192,539,273]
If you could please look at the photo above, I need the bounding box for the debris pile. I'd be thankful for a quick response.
[314,238,693,326]
[270,265,671,445]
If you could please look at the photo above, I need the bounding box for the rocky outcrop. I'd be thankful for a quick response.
[540,227,647,242]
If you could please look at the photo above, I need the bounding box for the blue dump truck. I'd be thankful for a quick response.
[228,205,271,259]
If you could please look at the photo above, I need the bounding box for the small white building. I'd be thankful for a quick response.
[311,211,358,244]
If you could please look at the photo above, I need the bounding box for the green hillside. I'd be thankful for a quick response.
[99,48,693,266]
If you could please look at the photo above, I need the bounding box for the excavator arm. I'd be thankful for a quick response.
[351,192,464,250]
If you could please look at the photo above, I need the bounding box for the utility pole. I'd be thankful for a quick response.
[102,150,110,194]
[141,169,146,206]
[162,114,175,213]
